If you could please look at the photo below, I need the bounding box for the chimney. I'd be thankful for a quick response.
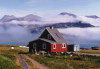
[50,26,54,29]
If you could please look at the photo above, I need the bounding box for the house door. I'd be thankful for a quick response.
[33,43,37,53]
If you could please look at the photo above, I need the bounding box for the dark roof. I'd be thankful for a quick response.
[29,38,55,44]
[39,38,56,43]
[30,27,67,44]
[44,27,67,43]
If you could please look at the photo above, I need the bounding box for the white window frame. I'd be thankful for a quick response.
[62,43,66,48]
[43,43,46,49]
[53,44,56,49]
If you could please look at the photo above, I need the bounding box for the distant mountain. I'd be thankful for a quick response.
[28,21,94,33]
[59,12,77,18]
[0,15,17,22]
[0,13,95,33]
[86,15,99,19]
[49,21,94,28]
[0,14,41,23]
[0,13,99,48]
[17,14,41,22]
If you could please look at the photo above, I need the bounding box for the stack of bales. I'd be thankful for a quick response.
[92,46,100,50]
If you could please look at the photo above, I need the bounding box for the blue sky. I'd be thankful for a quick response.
[0,0,100,16]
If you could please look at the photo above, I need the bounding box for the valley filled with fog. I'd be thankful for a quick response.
[0,12,100,48]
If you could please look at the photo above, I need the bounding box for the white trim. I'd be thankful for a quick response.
[53,44,56,49]
[62,43,66,48]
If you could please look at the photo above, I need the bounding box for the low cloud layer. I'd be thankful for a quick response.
[0,13,100,27]
[0,24,100,47]
[0,13,100,47]
[0,24,38,45]
[80,16,100,26]
[41,14,78,24]
[58,27,100,44]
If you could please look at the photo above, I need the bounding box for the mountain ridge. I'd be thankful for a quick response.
[86,15,99,19]
[0,14,41,23]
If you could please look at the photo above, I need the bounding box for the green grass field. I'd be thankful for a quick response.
[0,45,28,69]
[28,51,100,69]
[80,50,100,54]
[0,45,100,69]
[28,54,100,69]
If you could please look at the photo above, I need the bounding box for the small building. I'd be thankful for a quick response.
[92,46,100,50]
[68,44,80,52]
[28,27,68,53]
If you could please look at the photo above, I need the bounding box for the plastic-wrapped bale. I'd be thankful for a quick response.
[92,46,100,50]
[74,44,80,51]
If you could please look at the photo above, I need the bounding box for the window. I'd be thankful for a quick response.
[43,43,46,49]
[33,43,36,48]
[53,44,56,49]
[62,43,66,48]
[48,34,51,39]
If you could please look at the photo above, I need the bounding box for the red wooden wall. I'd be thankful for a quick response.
[51,44,67,52]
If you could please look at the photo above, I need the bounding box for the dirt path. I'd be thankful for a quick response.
[24,55,49,69]
[18,56,29,69]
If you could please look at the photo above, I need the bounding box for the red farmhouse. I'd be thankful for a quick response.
[28,27,68,53]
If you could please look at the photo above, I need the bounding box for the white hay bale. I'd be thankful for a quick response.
[11,47,14,49]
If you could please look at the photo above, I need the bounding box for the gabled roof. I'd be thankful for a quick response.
[29,38,55,44]
[40,27,67,43]
[39,38,56,43]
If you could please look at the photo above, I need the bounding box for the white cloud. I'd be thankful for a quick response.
[58,27,100,40]
[0,8,24,17]
[26,0,46,5]
[26,0,68,6]
[27,0,40,4]
[80,16,100,26]
[0,24,35,42]
[42,14,78,23]
[0,8,40,17]
[0,7,100,27]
